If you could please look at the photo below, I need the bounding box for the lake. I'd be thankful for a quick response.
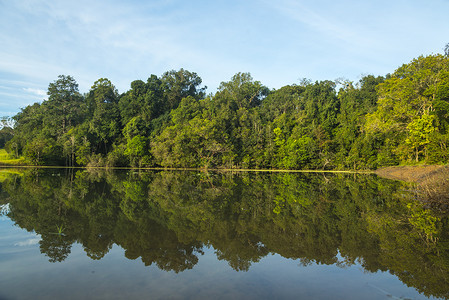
[0,168,447,299]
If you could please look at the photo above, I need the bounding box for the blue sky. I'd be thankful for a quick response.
[1,0,448,117]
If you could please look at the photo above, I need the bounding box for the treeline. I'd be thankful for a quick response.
[4,53,449,169]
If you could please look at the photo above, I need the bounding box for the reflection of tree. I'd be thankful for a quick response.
[39,234,72,263]
[1,168,449,298]
[364,197,449,299]
[115,215,203,273]
[214,236,268,271]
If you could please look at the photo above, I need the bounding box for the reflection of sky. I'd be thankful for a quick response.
[0,217,41,253]
[0,203,10,219]
[0,217,433,300]
[14,237,41,247]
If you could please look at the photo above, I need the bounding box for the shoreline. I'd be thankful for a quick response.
[0,163,446,180]
[1,163,446,178]
[2,163,448,204]
[0,164,370,174]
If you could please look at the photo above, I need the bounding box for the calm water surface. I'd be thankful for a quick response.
[0,168,447,299]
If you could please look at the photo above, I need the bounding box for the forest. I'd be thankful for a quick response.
[1,51,449,170]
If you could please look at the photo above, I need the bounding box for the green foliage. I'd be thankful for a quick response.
[161,68,206,110]
[366,54,449,165]
[272,127,316,169]
[260,85,305,121]
[7,53,449,169]
[125,135,150,167]
[216,72,268,109]
[405,114,436,161]
[23,137,61,165]
[86,78,120,154]
[8,102,44,157]
[151,98,228,168]
[0,149,26,165]
[106,143,128,167]
[407,202,440,242]
[334,76,385,169]
[43,75,86,137]
[119,75,164,127]
[0,127,13,148]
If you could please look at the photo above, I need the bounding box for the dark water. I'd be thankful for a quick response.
[0,168,448,300]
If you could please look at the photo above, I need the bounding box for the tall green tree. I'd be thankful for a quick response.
[215,72,269,110]
[85,78,120,153]
[161,68,206,111]
[43,75,85,137]
[119,75,165,127]
[260,85,305,122]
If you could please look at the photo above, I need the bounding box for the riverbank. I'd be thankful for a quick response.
[0,150,26,166]
[375,165,449,206]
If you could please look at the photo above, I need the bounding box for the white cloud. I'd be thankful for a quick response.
[23,87,46,97]
[14,237,42,247]
[0,1,193,92]
[1,0,449,116]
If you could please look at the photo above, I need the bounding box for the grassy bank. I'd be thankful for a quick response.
[0,149,26,166]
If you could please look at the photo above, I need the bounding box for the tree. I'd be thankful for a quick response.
[43,75,85,137]
[273,126,316,169]
[152,97,207,167]
[161,68,206,111]
[86,78,120,153]
[119,75,165,127]
[23,137,57,165]
[216,72,269,109]
[125,135,150,167]
[0,127,13,148]
[405,114,436,162]
[301,80,339,137]
[260,85,305,122]
[6,103,44,157]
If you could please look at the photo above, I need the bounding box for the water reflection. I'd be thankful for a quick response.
[1,168,448,299]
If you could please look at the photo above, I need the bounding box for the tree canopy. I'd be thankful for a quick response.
[5,51,449,169]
